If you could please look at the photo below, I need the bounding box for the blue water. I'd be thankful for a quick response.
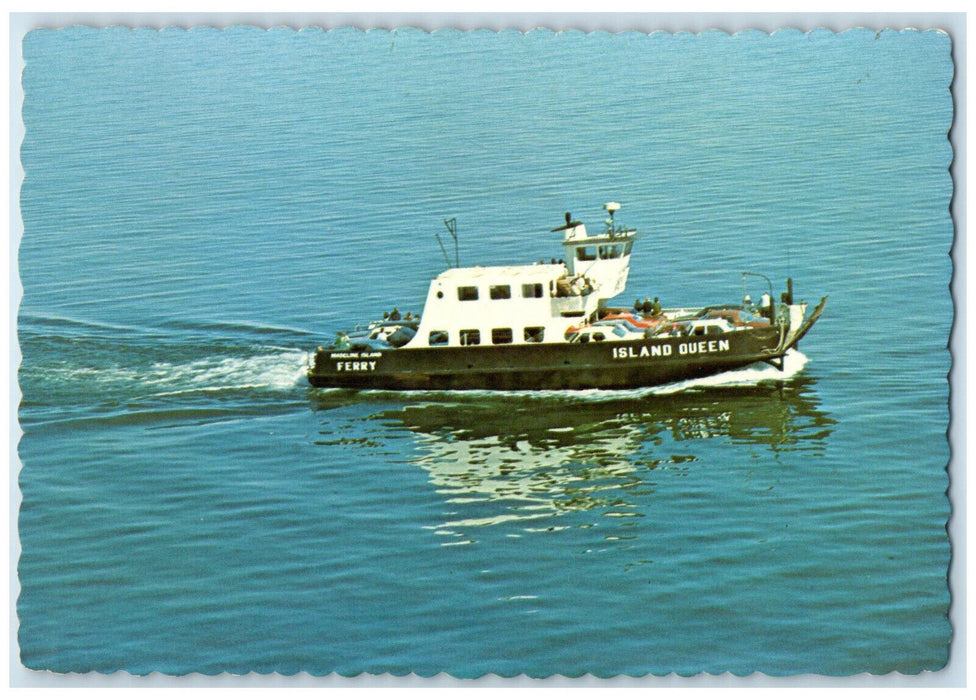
[16,27,953,678]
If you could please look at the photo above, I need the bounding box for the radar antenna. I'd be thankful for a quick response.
[603,201,621,236]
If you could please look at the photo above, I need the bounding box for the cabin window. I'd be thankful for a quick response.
[592,332,606,342]
[598,245,622,259]
[622,241,633,255]
[489,284,511,300]
[457,286,479,301]
[428,330,449,346]
[459,329,481,346]
[492,328,513,345]
[524,326,545,343]
[522,283,544,298]
[575,247,596,261]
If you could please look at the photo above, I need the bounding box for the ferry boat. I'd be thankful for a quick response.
[307,203,826,391]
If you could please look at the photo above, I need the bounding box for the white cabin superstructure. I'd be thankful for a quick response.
[408,203,637,348]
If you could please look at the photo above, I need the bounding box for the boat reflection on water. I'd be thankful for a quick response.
[310,375,834,539]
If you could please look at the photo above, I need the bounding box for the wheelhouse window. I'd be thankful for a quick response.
[489,284,511,300]
[428,330,449,346]
[522,283,544,298]
[457,286,479,301]
[598,245,622,259]
[575,247,597,261]
[524,326,545,343]
[491,328,513,345]
[459,329,481,346]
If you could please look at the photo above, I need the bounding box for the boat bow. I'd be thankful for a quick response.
[781,295,828,354]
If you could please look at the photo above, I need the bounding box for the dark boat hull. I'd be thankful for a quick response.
[308,325,792,391]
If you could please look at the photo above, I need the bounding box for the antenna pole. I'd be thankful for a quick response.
[434,230,451,269]
[444,217,459,267]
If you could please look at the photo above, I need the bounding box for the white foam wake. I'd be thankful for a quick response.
[145,349,309,395]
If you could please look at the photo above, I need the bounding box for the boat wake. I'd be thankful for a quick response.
[20,313,315,399]
[144,349,310,396]
[40,347,310,399]
[20,345,312,431]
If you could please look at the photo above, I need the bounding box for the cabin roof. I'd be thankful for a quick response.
[561,229,638,246]
[434,263,566,283]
